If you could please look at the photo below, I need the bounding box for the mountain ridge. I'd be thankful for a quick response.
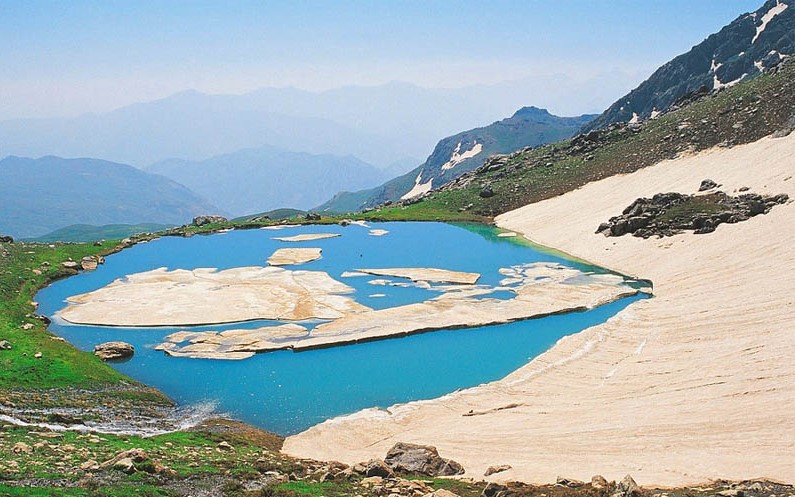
[0,155,221,238]
[317,107,596,213]
[585,0,794,131]
[148,146,390,216]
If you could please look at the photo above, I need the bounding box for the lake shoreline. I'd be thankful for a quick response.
[283,134,795,486]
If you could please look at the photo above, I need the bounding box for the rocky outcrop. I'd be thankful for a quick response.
[192,215,227,226]
[383,442,464,476]
[365,458,395,478]
[94,341,134,361]
[484,464,512,476]
[585,0,795,131]
[597,188,789,238]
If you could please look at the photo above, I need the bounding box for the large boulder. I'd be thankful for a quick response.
[94,341,134,361]
[0,235,13,243]
[364,458,394,478]
[384,442,464,476]
[192,215,227,226]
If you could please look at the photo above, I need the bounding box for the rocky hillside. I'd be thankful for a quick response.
[373,59,795,220]
[148,146,388,216]
[585,0,794,131]
[317,107,595,213]
[0,156,220,238]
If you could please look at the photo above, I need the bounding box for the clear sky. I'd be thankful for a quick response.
[0,0,764,119]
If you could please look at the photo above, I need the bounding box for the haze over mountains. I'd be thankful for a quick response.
[0,76,636,168]
[318,107,596,213]
[148,147,391,215]
[0,156,219,238]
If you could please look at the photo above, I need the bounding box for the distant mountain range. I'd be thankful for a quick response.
[0,156,220,238]
[585,0,794,131]
[148,146,390,216]
[0,76,635,169]
[317,107,596,213]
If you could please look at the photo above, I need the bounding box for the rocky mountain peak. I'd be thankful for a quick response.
[584,0,794,131]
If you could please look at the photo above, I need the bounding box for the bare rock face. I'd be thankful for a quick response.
[192,215,228,226]
[614,474,641,497]
[94,341,134,361]
[364,458,394,478]
[384,442,464,476]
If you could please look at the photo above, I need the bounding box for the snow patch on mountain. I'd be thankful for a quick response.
[753,0,788,43]
[714,72,748,90]
[440,141,483,171]
[400,172,433,200]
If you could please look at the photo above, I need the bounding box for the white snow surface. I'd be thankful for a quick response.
[400,172,433,200]
[440,141,483,171]
[753,1,788,43]
[714,72,748,90]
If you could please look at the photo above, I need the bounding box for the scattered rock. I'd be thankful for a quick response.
[428,489,461,497]
[481,482,508,497]
[699,178,719,191]
[339,219,351,227]
[101,448,148,474]
[305,212,321,221]
[591,475,609,489]
[47,412,82,425]
[614,474,641,497]
[365,459,394,478]
[34,352,42,359]
[718,490,744,497]
[21,323,34,330]
[0,235,13,243]
[480,185,495,198]
[61,261,80,269]
[80,255,103,271]
[384,442,464,476]
[557,476,586,487]
[79,460,99,470]
[217,441,234,451]
[12,442,32,454]
[484,464,512,476]
[192,215,228,226]
[113,457,136,474]
[93,341,134,361]
[0,340,11,350]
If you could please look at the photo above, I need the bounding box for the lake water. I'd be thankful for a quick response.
[36,222,643,435]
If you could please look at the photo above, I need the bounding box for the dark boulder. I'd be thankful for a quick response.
[0,235,13,243]
[384,442,464,476]
[481,482,508,497]
[305,212,321,221]
[699,179,719,191]
[479,185,495,198]
[192,215,227,226]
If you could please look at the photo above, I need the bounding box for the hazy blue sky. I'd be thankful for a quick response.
[1,0,763,119]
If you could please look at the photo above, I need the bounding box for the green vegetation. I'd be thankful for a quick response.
[368,61,795,221]
[29,223,175,243]
[656,194,726,225]
[0,240,130,388]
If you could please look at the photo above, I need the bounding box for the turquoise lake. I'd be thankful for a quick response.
[36,222,643,435]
